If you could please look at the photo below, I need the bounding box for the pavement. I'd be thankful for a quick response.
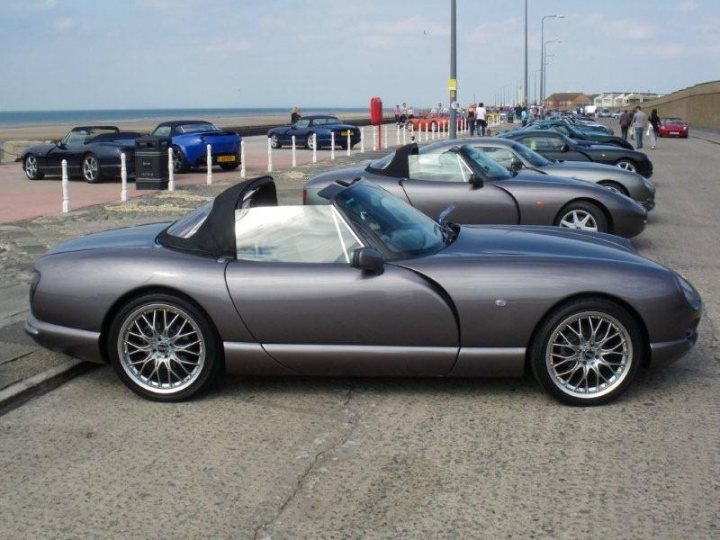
[0,121,718,538]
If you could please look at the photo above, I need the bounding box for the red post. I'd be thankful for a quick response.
[370,97,383,149]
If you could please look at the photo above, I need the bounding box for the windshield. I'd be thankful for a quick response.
[510,142,550,167]
[177,123,220,134]
[461,146,513,179]
[333,183,446,259]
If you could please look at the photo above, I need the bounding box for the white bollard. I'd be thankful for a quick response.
[312,133,317,163]
[360,127,365,153]
[291,135,297,167]
[331,132,335,160]
[206,144,212,185]
[373,127,378,151]
[120,153,128,201]
[240,139,246,178]
[383,125,388,149]
[167,147,175,191]
[403,125,407,145]
[410,124,415,142]
[346,130,351,156]
[61,159,70,213]
[267,137,273,172]
[396,125,400,146]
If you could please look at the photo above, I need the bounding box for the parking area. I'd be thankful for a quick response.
[0,132,718,538]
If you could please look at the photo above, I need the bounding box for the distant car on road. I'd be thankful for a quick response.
[150,121,241,174]
[598,108,612,118]
[466,137,656,210]
[658,117,689,138]
[500,129,654,178]
[267,115,360,150]
[22,126,141,183]
[406,112,454,133]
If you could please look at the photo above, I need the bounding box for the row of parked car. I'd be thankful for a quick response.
[24,109,702,407]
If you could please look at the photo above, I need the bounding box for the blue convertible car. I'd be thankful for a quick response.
[267,115,360,150]
[150,120,241,173]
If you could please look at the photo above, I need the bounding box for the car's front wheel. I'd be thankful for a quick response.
[108,293,222,401]
[82,154,102,183]
[530,298,643,406]
[306,132,319,150]
[24,154,44,180]
[615,159,637,173]
[555,201,608,233]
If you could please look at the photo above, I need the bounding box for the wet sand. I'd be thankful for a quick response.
[0,112,371,142]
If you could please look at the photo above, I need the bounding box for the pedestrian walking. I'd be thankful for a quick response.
[619,110,631,140]
[476,102,487,136]
[648,108,660,149]
[467,104,476,136]
[633,106,647,149]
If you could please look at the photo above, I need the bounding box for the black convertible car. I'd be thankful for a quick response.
[500,130,653,178]
[26,177,701,405]
[22,126,141,183]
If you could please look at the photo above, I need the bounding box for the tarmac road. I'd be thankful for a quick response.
[0,130,718,539]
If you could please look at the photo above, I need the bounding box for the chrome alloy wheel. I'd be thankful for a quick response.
[25,155,39,178]
[616,160,636,172]
[546,311,633,399]
[558,209,598,231]
[82,155,99,182]
[118,303,206,394]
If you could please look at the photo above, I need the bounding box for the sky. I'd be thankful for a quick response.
[1,0,718,111]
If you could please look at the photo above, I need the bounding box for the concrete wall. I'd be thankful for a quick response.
[638,80,720,129]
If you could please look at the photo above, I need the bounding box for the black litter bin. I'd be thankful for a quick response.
[135,136,170,190]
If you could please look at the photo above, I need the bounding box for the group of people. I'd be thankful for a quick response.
[466,103,488,136]
[393,103,416,126]
[618,106,661,150]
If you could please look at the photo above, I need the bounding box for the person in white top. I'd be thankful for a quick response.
[475,102,487,136]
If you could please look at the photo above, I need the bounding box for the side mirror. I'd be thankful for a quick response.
[469,173,484,187]
[56,141,66,148]
[351,247,384,275]
[560,143,570,153]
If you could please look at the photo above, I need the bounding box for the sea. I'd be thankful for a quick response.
[0,107,369,128]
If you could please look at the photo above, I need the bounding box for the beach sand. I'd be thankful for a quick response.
[0,112,371,142]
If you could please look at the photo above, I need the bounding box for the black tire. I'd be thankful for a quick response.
[270,134,282,149]
[172,146,189,173]
[598,181,629,196]
[554,201,609,233]
[81,154,103,183]
[108,293,222,401]
[530,297,643,406]
[24,154,44,180]
[306,132,319,150]
[615,159,637,173]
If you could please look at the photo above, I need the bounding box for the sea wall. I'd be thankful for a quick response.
[639,80,720,129]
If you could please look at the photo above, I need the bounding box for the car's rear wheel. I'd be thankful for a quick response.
[615,159,637,173]
[270,134,282,149]
[530,298,643,406]
[82,154,102,183]
[555,201,608,233]
[598,181,628,196]
[307,132,319,150]
[108,293,221,401]
[172,146,189,173]
[24,154,44,180]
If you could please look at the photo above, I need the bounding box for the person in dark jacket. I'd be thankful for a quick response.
[619,110,631,140]
[291,107,301,124]
[467,105,476,136]
[649,109,661,149]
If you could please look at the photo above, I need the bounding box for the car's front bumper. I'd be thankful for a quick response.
[649,319,700,368]
[24,313,104,364]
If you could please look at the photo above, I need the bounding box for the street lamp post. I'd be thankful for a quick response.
[542,45,559,105]
[449,0,457,139]
[540,14,564,107]
[523,0,528,107]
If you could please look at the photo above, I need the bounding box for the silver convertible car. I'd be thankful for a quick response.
[25,177,701,405]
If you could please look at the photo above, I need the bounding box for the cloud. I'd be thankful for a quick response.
[202,38,251,55]
[33,0,57,9]
[605,20,660,40]
[677,0,697,11]
[53,17,77,31]
[467,18,522,45]
[630,43,687,58]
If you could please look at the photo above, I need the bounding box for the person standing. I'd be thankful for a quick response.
[521,107,528,127]
[648,108,661,150]
[467,105,476,136]
[476,102,487,136]
[632,106,647,149]
[394,105,402,126]
[290,106,301,124]
[619,110,631,140]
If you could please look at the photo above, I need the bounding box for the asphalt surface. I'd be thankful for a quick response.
[0,125,719,539]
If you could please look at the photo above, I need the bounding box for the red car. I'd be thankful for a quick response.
[407,113,452,132]
[658,117,689,138]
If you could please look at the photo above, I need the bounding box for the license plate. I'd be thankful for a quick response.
[670,131,679,135]
[341,130,351,137]
[217,155,236,163]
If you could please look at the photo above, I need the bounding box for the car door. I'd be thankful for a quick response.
[520,134,590,162]
[286,118,310,145]
[397,150,519,224]
[224,204,459,376]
